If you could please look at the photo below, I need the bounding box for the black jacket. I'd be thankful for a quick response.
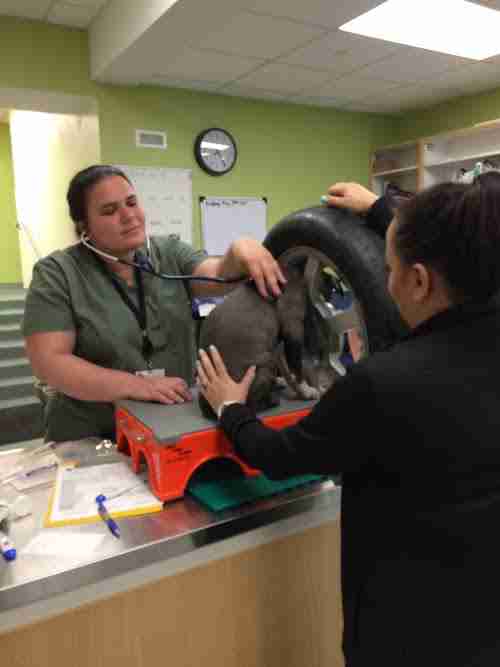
[221,197,500,666]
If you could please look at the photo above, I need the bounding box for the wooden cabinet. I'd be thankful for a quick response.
[370,141,421,197]
[370,120,500,196]
[0,520,344,667]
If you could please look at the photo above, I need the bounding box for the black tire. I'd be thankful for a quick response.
[264,206,408,357]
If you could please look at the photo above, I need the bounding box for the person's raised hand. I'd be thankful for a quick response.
[229,237,286,299]
[325,182,378,214]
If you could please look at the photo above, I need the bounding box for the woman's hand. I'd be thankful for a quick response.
[197,346,255,416]
[229,237,287,299]
[325,182,378,214]
[133,375,192,405]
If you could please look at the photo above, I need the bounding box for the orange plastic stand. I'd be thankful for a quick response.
[116,405,311,503]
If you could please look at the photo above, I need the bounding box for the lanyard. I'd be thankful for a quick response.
[107,264,154,369]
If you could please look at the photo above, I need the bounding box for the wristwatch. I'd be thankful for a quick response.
[217,400,242,420]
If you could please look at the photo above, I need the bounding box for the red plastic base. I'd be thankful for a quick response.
[116,406,311,503]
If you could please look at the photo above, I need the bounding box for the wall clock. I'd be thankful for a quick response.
[194,127,237,176]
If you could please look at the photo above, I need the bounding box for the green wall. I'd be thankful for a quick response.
[0,16,396,267]
[98,86,395,247]
[0,16,94,96]
[395,87,500,143]
[0,123,22,283]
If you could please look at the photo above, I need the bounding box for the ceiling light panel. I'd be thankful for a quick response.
[340,0,500,60]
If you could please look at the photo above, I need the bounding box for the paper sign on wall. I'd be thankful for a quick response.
[117,165,193,244]
[200,197,267,256]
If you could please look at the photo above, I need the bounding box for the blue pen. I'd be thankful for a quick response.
[0,530,16,561]
[95,494,121,538]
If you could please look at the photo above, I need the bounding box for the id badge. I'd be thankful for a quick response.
[135,369,165,378]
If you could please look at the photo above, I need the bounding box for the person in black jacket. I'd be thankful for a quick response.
[197,173,500,667]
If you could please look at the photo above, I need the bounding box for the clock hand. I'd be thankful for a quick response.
[216,149,226,168]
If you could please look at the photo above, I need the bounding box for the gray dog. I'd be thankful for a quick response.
[198,263,322,419]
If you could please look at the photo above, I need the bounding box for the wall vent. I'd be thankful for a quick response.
[135,129,167,149]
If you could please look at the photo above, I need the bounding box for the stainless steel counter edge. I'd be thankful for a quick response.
[0,482,340,632]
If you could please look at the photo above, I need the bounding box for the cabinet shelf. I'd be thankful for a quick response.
[424,149,500,169]
[372,165,418,177]
[372,122,500,194]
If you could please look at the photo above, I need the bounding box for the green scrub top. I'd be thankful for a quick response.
[22,236,207,442]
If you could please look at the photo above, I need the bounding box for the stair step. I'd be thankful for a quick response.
[0,395,39,409]
[0,358,32,378]
[0,308,24,325]
[0,298,25,312]
[0,323,22,343]
[0,340,27,361]
[0,376,35,401]
[0,290,26,300]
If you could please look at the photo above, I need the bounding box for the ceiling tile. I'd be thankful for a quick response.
[218,84,289,102]
[279,30,400,75]
[286,95,351,108]
[235,63,332,94]
[359,47,472,84]
[0,0,52,20]
[150,49,264,84]
[424,62,500,96]
[47,2,100,28]
[63,0,107,6]
[191,11,326,59]
[146,78,221,93]
[309,74,401,101]
[246,0,385,30]
[356,85,459,113]
[342,100,406,114]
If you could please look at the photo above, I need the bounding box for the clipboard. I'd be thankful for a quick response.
[44,461,163,528]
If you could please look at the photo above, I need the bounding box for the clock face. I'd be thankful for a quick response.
[195,128,237,175]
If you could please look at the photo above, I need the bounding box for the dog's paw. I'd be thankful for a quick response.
[297,380,320,400]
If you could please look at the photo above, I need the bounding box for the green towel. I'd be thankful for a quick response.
[188,474,324,512]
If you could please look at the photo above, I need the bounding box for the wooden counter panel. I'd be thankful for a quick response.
[0,520,343,667]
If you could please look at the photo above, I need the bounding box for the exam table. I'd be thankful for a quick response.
[0,398,343,667]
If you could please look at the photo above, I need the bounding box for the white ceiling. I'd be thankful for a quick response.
[3,0,500,113]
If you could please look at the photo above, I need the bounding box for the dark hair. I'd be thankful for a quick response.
[67,165,132,234]
[394,172,500,303]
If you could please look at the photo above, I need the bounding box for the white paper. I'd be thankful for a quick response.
[0,450,58,490]
[22,532,105,556]
[201,197,267,256]
[116,165,193,244]
[48,462,162,524]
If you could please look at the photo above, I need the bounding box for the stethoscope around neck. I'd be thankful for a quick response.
[79,232,245,285]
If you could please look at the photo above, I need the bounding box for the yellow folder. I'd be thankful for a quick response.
[44,461,163,528]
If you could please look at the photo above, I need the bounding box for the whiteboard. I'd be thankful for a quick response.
[116,165,193,244]
[201,197,267,256]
